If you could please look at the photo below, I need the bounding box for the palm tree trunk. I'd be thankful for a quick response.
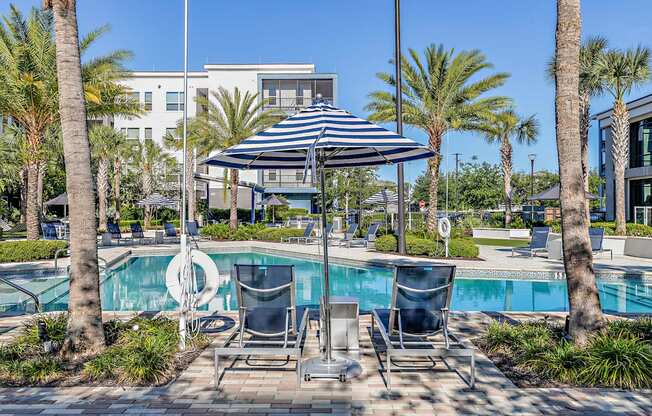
[142,169,152,228]
[113,157,121,221]
[97,158,109,231]
[555,0,604,346]
[500,138,513,227]
[611,99,629,235]
[229,168,239,230]
[49,0,105,355]
[25,159,40,240]
[579,91,591,221]
[426,130,443,233]
[37,161,45,218]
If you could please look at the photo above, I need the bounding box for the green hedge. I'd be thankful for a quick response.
[200,223,305,242]
[0,240,68,263]
[374,234,479,258]
[591,222,652,237]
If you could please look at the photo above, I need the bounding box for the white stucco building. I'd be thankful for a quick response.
[113,63,337,213]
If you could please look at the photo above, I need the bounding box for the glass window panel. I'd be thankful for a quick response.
[126,128,139,139]
[268,170,277,181]
[144,128,152,139]
[166,128,177,138]
[315,79,333,101]
[144,92,152,111]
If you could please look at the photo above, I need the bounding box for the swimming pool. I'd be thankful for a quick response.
[26,251,651,314]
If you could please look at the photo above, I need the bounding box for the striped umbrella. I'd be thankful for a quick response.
[203,102,433,379]
[136,193,177,208]
[364,189,399,205]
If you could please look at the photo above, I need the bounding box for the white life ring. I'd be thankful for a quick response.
[438,217,451,239]
[165,249,219,307]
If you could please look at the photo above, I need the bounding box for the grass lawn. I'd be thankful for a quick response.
[473,238,529,248]
[0,230,27,240]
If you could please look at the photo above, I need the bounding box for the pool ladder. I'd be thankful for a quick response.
[54,249,107,274]
[0,276,41,313]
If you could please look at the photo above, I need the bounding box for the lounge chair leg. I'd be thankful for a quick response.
[386,352,391,391]
[214,349,220,390]
[296,355,301,388]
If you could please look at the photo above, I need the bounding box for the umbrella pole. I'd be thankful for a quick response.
[320,166,333,363]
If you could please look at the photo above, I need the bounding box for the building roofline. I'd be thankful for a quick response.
[126,63,319,78]
[592,93,652,120]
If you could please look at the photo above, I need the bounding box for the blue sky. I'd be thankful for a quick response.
[12,0,652,183]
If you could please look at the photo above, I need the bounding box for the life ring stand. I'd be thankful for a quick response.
[165,249,219,307]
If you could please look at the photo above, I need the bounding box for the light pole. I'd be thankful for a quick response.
[528,153,536,222]
[394,0,406,254]
[452,152,462,212]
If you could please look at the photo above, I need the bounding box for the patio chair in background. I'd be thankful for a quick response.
[333,223,358,247]
[129,222,154,245]
[511,226,550,257]
[283,222,315,244]
[214,264,309,389]
[107,223,132,245]
[163,222,180,243]
[350,223,381,248]
[589,227,613,260]
[303,223,333,245]
[40,222,58,240]
[372,264,475,390]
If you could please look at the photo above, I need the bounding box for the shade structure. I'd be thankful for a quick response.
[136,193,178,208]
[527,184,598,201]
[203,102,434,381]
[258,194,289,207]
[44,193,68,206]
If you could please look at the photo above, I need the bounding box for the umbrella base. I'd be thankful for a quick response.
[301,356,362,382]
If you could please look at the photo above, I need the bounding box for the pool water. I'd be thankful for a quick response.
[39,252,652,313]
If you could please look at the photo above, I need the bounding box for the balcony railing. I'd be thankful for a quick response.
[262,173,315,188]
[263,97,334,111]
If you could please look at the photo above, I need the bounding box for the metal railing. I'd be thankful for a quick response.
[263,96,334,111]
[0,276,41,312]
[262,173,316,188]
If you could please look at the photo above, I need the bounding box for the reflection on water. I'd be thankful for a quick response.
[39,252,652,313]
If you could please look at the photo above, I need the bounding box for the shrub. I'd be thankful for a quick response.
[374,234,397,252]
[0,240,68,263]
[14,314,67,351]
[11,357,62,384]
[445,238,480,258]
[483,321,520,353]
[406,235,436,256]
[206,208,263,223]
[83,347,121,380]
[590,221,652,237]
[606,318,652,342]
[528,341,585,383]
[200,223,231,240]
[581,335,652,389]
[254,227,305,242]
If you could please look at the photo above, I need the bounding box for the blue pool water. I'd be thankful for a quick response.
[39,252,652,313]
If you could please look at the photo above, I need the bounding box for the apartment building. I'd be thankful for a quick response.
[594,93,652,225]
[113,63,337,212]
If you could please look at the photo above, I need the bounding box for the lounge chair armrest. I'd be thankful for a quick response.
[396,283,450,294]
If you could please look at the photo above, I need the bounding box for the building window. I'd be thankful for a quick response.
[261,78,334,109]
[120,127,139,140]
[128,91,139,103]
[166,92,184,111]
[631,119,652,169]
[262,80,278,106]
[165,128,177,139]
[196,88,208,114]
[630,178,652,219]
[144,92,152,111]
[268,170,277,181]
[296,170,304,181]
[144,128,152,139]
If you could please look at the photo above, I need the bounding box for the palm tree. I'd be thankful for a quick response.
[89,125,125,231]
[45,0,105,355]
[481,110,538,226]
[134,139,172,227]
[554,0,604,346]
[366,44,511,232]
[594,47,651,235]
[0,5,139,239]
[548,37,609,219]
[194,87,278,230]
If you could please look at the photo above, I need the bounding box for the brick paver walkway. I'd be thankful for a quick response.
[1,312,650,415]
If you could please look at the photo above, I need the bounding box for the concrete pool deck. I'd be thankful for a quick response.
[3,239,651,279]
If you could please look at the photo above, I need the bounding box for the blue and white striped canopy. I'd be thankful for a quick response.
[203,103,434,170]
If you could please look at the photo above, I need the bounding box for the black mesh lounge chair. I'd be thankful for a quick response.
[372,265,475,390]
[350,223,381,248]
[303,223,333,245]
[589,227,613,260]
[214,264,309,389]
[283,222,315,243]
[511,226,550,257]
[129,222,153,244]
[107,223,132,245]
[163,222,180,243]
[40,222,58,240]
[334,223,358,247]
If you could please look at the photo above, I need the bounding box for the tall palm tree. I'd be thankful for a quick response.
[548,37,609,215]
[45,0,105,355]
[594,47,651,235]
[111,139,135,222]
[554,0,604,346]
[194,87,278,230]
[134,139,172,227]
[89,125,125,231]
[0,5,139,239]
[481,110,539,226]
[366,44,511,232]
